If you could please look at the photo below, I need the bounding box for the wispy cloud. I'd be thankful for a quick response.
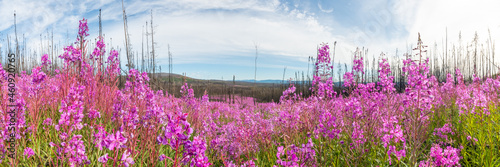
[1,0,499,80]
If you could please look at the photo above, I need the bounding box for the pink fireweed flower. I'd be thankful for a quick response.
[98,153,109,163]
[105,50,121,76]
[381,116,406,164]
[343,72,355,87]
[94,125,108,150]
[351,122,366,146]
[312,43,335,98]
[121,150,134,167]
[41,54,51,66]
[43,118,53,126]
[182,136,211,167]
[31,66,46,84]
[433,123,454,140]
[63,135,89,166]
[42,118,53,129]
[378,57,395,93]
[314,43,333,80]
[314,110,341,140]
[402,57,435,114]
[104,131,128,150]
[0,62,6,81]
[59,45,82,66]
[419,144,461,167]
[466,136,478,145]
[91,38,106,60]
[159,154,167,161]
[280,83,298,103]
[88,108,101,119]
[57,85,85,131]
[77,18,89,43]
[275,138,316,167]
[24,147,35,158]
[352,49,364,74]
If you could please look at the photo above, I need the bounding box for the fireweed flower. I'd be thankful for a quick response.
[41,54,51,66]
[275,138,316,167]
[157,109,210,166]
[280,83,298,103]
[182,136,210,167]
[419,144,461,167]
[104,131,128,150]
[63,135,89,166]
[0,63,6,81]
[433,123,454,141]
[23,147,35,158]
[94,125,108,150]
[343,72,355,87]
[180,83,196,106]
[381,116,406,164]
[314,110,341,139]
[59,45,82,64]
[105,50,121,76]
[57,85,85,131]
[314,43,333,80]
[43,118,53,126]
[77,18,89,43]
[90,38,106,60]
[378,57,395,93]
[159,154,167,161]
[353,52,364,74]
[98,153,109,163]
[121,150,134,167]
[351,122,366,146]
[31,66,46,84]
[88,108,101,119]
[312,43,335,98]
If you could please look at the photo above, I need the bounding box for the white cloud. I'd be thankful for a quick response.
[401,0,500,57]
[101,0,356,68]
[5,0,499,79]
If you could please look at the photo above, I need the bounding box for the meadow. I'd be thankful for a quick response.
[0,18,499,167]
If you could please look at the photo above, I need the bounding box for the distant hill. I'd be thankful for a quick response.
[235,80,285,84]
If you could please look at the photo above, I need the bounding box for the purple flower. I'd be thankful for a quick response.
[276,139,316,166]
[0,63,6,80]
[98,153,109,163]
[433,123,454,140]
[420,144,461,167]
[41,54,51,66]
[159,154,167,161]
[62,135,89,166]
[24,147,35,158]
[31,66,46,84]
[43,118,53,126]
[77,18,89,43]
[343,72,354,87]
[94,125,108,150]
[59,45,82,64]
[182,136,210,167]
[88,108,101,119]
[91,38,106,60]
[106,50,121,76]
[121,150,134,167]
[353,49,364,74]
[378,57,395,93]
[105,131,128,150]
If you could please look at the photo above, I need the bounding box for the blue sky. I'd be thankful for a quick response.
[1,0,499,80]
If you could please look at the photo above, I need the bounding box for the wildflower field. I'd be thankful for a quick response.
[0,18,499,167]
